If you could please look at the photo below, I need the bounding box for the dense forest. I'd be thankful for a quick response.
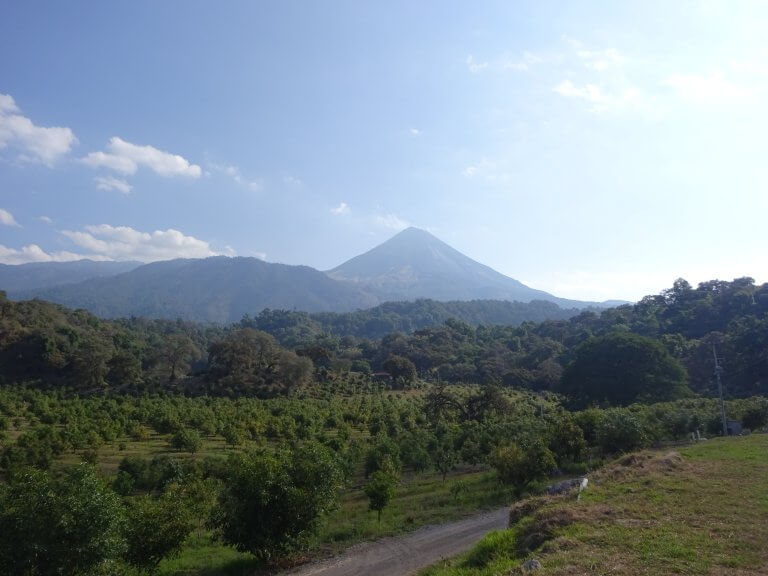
[2,277,766,400]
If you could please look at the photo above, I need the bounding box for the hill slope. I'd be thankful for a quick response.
[328,228,609,308]
[12,228,618,322]
[423,435,768,576]
[28,256,379,322]
[0,260,141,295]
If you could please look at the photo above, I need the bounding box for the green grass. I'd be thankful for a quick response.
[421,434,768,576]
[158,535,259,576]
[316,468,513,550]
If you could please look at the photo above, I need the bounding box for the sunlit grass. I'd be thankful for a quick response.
[421,434,768,576]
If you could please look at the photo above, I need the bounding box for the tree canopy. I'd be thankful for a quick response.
[560,332,690,407]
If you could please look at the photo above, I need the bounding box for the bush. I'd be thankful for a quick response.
[0,465,125,576]
[596,409,650,454]
[124,489,196,573]
[170,428,202,453]
[741,401,768,431]
[210,442,342,563]
[490,440,556,495]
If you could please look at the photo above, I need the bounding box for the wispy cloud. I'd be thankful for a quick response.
[283,175,303,187]
[461,158,509,182]
[502,51,542,72]
[375,213,410,231]
[0,208,20,227]
[39,216,53,224]
[409,128,422,136]
[574,46,624,71]
[330,202,350,215]
[551,43,645,113]
[465,55,489,74]
[82,137,201,178]
[95,175,132,194]
[554,80,604,102]
[0,93,77,165]
[209,162,263,191]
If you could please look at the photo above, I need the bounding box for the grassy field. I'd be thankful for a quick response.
[421,434,768,576]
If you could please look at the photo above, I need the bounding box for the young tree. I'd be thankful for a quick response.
[124,487,197,574]
[490,440,556,495]
[170,427,202,453]
[364,470,397,525]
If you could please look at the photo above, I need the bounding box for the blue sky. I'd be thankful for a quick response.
[1,1,767,301]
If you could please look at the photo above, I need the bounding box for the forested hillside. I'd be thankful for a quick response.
[1,276,766,400]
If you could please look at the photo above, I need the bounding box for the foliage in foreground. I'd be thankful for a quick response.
[0,465,125,576]
[210,442,343,563]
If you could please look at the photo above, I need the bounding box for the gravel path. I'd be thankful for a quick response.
[288,507,509,576]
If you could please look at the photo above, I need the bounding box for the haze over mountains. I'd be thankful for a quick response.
[3,228,620,323]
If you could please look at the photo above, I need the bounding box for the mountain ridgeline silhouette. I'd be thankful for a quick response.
[5,228,618,323]
[328,227,584,306]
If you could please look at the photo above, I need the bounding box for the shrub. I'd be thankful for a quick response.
[490,440,556,495]
[0,465,125,576]
[210,442,342,563]
[596,409,650,454]
[170,428,202,453]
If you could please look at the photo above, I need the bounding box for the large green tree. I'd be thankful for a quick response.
[560,332,690,407]
[210,442,342,563]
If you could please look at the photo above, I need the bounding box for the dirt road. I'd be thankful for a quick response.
[288,507,509,576]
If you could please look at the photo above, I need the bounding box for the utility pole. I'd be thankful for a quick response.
[713,342,728,436]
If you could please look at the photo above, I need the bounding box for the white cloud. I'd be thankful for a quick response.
[554,80,604,103]
[331,202,350,215]
[283,175,303,187]
[375,213,410,231]
[0,93,77,165]
[666,73,753,105]
[61,224,225,262]
[409,128,422,136]
[0,208,20,227]
[553,79,643,112]
[82,136,201,178]
[39,216,53,224]
[0,94,19,114]
[0,244,100,265]
[95,176,133,194]
[81,150,137,174]
[465,55,489,74]
[0,224,234,265]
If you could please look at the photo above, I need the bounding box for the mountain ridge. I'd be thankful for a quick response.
[328,227,604,309]
[4,228,620,322]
